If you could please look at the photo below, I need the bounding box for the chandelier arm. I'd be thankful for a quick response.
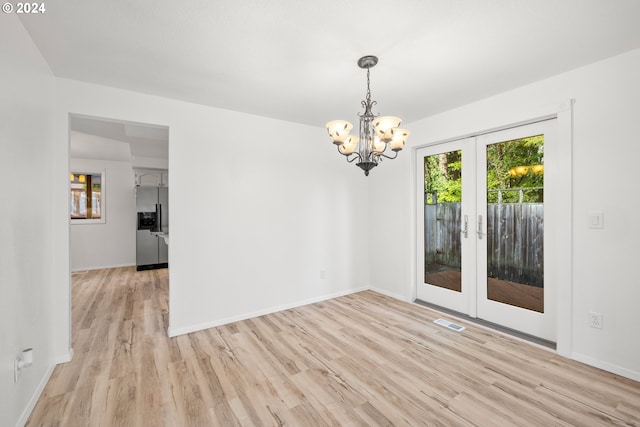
[336,145,362,162]
[376,150,399,160]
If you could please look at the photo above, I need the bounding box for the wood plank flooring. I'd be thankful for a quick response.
[27,267,640,426]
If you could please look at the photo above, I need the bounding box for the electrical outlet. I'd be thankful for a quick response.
[588,312,603,329]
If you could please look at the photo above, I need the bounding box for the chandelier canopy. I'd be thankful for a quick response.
[326,55,410,176]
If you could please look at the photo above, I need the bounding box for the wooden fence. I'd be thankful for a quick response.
[424,202,543,287]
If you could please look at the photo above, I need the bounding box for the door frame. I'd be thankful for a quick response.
[67,113,172,358]
[411,100,573,356]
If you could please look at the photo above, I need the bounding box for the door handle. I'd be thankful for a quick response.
[477,215,485,239]
[461,215,468,238]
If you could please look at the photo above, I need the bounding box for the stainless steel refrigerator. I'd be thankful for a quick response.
[136,186,168,270]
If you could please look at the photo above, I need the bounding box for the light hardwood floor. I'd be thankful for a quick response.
[27,267,640,426]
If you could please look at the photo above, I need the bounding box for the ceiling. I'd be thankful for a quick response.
[20,0,640,127]
[69,115,168,164]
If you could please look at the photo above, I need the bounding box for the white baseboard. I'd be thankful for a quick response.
[15,349,74,427]
[572,352,640,382]
[167,287,368,337]
[15,366,55,427]
[55,348,74,364]
[369,286,411,303]
[71,263,135,273]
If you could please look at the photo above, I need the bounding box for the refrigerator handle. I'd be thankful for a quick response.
[156,203,162,232]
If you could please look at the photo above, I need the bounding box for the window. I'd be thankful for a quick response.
[70,172,105,223]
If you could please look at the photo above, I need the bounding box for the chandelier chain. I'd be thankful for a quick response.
[366,67,371,104]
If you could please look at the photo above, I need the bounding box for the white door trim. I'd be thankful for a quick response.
[412,100,573,355]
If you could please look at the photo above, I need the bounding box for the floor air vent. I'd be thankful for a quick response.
[434,318,465,332]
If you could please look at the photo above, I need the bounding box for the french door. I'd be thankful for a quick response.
[416,120,557,341]
[416,137,476,316]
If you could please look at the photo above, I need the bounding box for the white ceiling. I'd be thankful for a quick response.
[69,115,168,163]
[20,0,640,127]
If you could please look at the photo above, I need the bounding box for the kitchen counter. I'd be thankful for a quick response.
[151,231,169,244]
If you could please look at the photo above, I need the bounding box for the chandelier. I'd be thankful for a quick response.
[326,55,410,176]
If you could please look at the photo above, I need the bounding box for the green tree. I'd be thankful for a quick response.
[486,135,543,203]
[424,135,544,204]
[424,150,461,204]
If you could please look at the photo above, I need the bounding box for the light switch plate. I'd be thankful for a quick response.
[588,212,604,229]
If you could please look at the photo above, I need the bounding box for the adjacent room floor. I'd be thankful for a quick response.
[27,267,640,426]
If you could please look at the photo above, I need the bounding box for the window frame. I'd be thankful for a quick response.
[70,170,106,225]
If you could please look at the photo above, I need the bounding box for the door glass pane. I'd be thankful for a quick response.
[423,150,462,292]
[486,135,544,312]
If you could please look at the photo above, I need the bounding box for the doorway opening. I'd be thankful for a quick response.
[68,114,170,339]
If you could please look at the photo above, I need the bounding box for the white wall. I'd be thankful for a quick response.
[70,156,136,271]
[0,15,68,427]
[53,79,371,338]
[369,49,640,380]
